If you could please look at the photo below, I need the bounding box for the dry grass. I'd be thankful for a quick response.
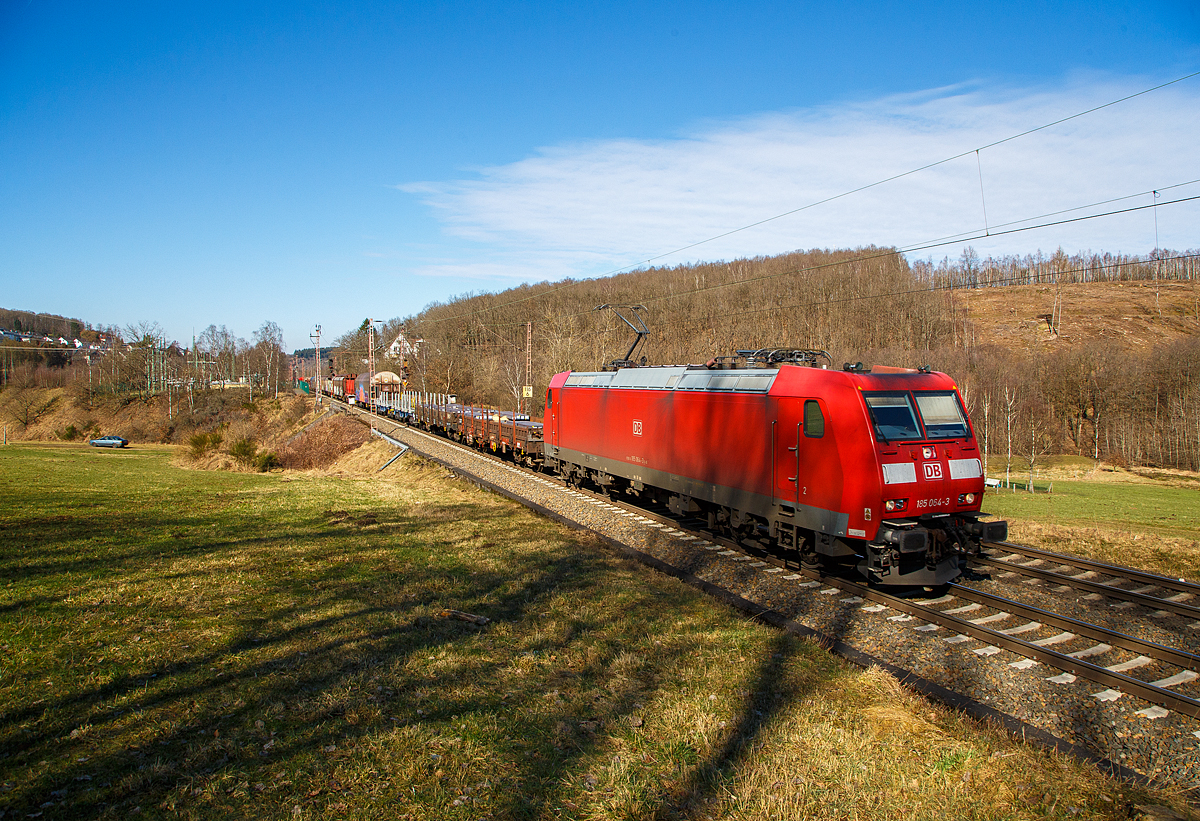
[274,413,373,471]
[995,455,1200,491]
[0,442,1193,820]
[1004,520,1200,583]
[955,280,1200,350]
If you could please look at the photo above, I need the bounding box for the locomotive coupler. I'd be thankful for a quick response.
[864,543,898,573]
[944,522,981,556]
[875,523,929,554]
[863,522,962,586]
[962,516,1009,544]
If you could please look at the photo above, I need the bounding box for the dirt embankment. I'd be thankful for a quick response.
[0,384,302,444]
[0,386,376,472]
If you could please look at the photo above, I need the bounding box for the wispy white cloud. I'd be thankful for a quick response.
[399,74,1200,284]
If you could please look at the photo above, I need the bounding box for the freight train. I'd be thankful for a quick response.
[317,350,1006,586]
[313,371,411,408]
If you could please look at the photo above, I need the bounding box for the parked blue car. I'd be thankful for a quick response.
[89,436,128,448]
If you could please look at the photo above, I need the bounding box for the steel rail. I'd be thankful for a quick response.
[812,574,1200,720]
[571,491,1200,719]
[578,500,1200,718]
[983,541,1200,596]
[945,584,1200,673]
[971,554,1200,620]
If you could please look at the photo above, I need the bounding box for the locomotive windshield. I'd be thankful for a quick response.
[864,391,971,442]
[864,394,921,441]
[913,391,970,439]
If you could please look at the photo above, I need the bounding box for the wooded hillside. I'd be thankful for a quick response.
[0,308,92,340]
[348,245,1200,472]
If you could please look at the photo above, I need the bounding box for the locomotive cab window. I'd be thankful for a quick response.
[546,389,553,410]
[803,400,824,438]
[913,391,970,439]
[864,393,922,442]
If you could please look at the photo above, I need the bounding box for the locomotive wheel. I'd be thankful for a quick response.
[725,508,754,541]
[798,535,820,570]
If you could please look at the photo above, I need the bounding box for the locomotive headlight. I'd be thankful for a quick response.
[884,499,907,512]
[885,500,895,512]
[958,493,976,505]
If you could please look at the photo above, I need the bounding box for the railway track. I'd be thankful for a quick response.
[970,543,1200,623]
[327,397,1200,788]
[595,503,1200,722]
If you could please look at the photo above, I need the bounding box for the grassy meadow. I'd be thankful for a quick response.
[0,442,1188,820]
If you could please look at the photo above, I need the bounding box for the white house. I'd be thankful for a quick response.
[386,331,422,361]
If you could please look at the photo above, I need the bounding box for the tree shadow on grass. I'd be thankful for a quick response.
[0,502,703,820]
[647,631,808,820]
[0,506,407,581]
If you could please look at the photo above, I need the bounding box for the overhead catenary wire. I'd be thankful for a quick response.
[413,70,1200,328]
[630,70,1200,268]
[975,150,990,236]
[877,177,1200,250]
[901,194,1199,257]
[628,194,1200,312]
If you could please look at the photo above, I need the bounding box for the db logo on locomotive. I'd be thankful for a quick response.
[923,462,943,480]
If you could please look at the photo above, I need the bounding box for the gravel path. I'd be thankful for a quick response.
[358,410,1200,791]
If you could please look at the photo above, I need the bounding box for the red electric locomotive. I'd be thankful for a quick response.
[542,350,1005,586]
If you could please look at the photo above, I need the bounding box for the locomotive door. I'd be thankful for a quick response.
[773,398,839,519]
[771,403,803,508]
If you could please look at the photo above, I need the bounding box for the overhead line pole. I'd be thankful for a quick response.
[525,321,532,417]
[367,319,380,410]
[311,325,322,399]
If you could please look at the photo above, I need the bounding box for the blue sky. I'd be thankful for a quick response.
[2,1,1198,351]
